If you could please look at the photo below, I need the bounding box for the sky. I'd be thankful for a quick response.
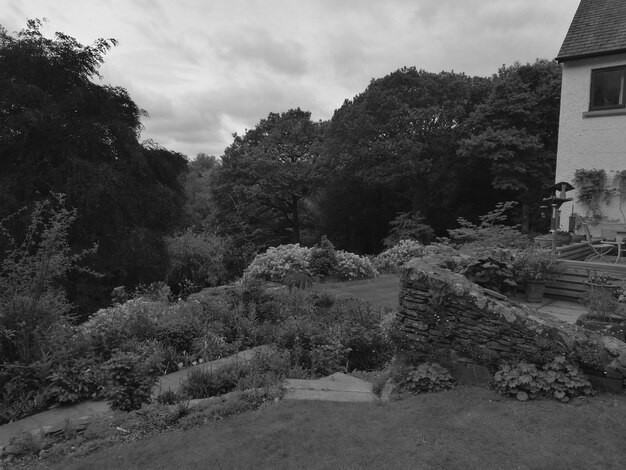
[2,0,581,159]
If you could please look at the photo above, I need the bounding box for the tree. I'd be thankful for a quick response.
[319,68,493,253]
[0,20,188,315]
[458,60,562,232]
[213,109,321,264]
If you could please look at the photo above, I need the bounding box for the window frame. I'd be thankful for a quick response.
[589,65,626,111]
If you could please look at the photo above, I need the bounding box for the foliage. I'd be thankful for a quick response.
[448,201,528,252]
[309,236,337,277]
[47,357,101,404]
[165,228,227,294]
[181,364,248,399]
[0,20,188,315]
[373,239,425,273]
[244,243,377,283]
[319,67,494,252]
[512,248,560,282]
[213,108,322,257]
[0,195,96,364]
[244,244,313,283]
[396,363,455,394]
[611,170,626,222]
[461,257,517,293]
[101,350,161,411]
[459,60,561,232]
[493,356,593,402]
[332,250,378,280]
[383,212,434,247]
[573,169,609,222]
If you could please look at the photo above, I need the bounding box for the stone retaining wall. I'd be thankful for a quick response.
[397,258,626,391]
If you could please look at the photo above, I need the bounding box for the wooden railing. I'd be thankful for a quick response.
[545,256,626,301]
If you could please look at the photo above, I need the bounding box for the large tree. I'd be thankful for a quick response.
[319,68,493,253]
[0,20,188,315]
[213,109,321,267]
[458,59,562,232]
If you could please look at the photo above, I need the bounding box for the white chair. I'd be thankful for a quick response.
[583,224,614,262]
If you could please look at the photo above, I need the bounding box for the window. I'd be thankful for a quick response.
[590,66,626,110]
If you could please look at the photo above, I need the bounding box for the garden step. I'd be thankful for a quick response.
[283,373,376,402]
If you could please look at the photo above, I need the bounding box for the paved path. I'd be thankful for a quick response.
[0,345,270,452]
[283,372,376,402]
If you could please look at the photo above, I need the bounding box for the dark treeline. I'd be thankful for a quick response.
[0,21,561,316]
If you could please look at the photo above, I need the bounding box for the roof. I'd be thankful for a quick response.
[557,0,626,62]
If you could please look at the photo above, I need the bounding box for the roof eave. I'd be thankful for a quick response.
[557,48,626,63]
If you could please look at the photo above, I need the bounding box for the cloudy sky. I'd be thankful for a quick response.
[3,0,580,158]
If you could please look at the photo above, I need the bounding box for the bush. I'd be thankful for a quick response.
[396,363,456,394]
[101,350,161,411]
[309,236,337,277]
[332,250,378,280]
[493,356,594,402]
[373,239,425,273]
[461,256,517,293]
[244,244,313,282]
[165,228,228,293]
[181,364,248,399]
[383,212,434,247]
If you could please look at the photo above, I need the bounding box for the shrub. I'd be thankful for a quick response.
[47,357,101,404]
[332,250,378,280]
[165,228,228,293]
[101,350,161,411]
[373,239,425,273]
[181,364,248,399]
[309,236,337,277]
[447,201,528,252]
[244,244,313,282]
[461,256,517,293]
[396,363,456,394]
[493,356,594,402]
[383,212,434,247]
[0,194,96,364]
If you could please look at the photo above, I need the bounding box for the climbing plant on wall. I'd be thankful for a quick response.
[573,169,609,223]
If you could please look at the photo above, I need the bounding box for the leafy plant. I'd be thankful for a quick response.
[573,168,609,222]
[512,248,560,282]
[396,363,455,394]
[101,350,161,411]
[493,356,593,402]
[383,212,434,248]
[181,364,248,399]
[309,235,337,277]
[373,239,425,273]
[448,201,527,252]
[461,256,517,293]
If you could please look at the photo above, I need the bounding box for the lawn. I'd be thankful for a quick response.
[313,273,401,310]
[50,387,626,470]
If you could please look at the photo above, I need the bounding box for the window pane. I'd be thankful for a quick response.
[591,69,624,109]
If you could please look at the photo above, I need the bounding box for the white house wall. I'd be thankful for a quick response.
[555,53,626,232]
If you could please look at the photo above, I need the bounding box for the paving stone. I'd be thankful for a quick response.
[283,373,376,403]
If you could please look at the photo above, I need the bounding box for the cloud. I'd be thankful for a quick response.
[3,0,581,158]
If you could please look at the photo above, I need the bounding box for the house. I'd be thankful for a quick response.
[555,0,626,232]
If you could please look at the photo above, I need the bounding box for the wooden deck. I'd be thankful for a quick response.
[545,242,626,301]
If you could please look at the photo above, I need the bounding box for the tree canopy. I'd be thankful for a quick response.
[0,20,188,315]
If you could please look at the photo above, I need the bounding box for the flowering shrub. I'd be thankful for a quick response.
[373,239,425,273]
[244,244,313,282]
[244,244,377,282]
[332,250,378,280]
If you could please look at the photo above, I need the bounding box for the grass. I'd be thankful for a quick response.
[47,387,626,470]
[313,273,400,310]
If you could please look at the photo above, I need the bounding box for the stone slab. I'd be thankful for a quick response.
[283,372,376,402]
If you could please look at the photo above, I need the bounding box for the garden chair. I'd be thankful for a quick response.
[582,224,614,262]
